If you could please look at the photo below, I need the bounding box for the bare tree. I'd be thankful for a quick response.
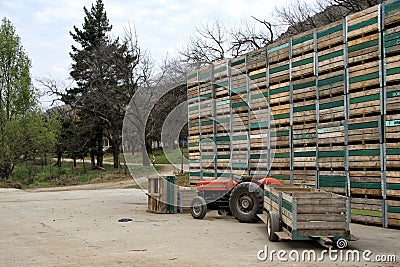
[180,17,229,63]
[330,0,384,14]
[275,1,320,35]
[230,17,274,57]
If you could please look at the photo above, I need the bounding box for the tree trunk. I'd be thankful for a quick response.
[54,151,62,167]
[91,154,96,169]
[3,163,13,180]
[142,144,150,166]
[112,146,120,169]
[96,153,103,167]
[73,157,77,168]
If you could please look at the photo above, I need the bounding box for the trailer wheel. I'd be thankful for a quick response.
[229,182,264,223]
[190,196,207,219]
[267,211,280,241]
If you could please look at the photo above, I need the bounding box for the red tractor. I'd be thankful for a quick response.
[190,176,282,223]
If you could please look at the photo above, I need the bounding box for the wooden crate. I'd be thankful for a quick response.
[387,199,400,227]
[351,197,383,225]
[386,85,400,114]
[248,47,267,71]
[292,29,315,57]
[264,185,349,237]
[270,168,291,184]
[270,125,290,148]
[348,60,380,91]
[292,77,316,102]
[293,123,317,147]
[348,143,381,169]
[249,149,268,170]
[318,70,345,99]
[317,120,345,145]
[271,147,290,168]
[267,39,290,64]
[291,51,315,80]
[386,170,400,198]
[293,168,316,187]
[347,116,381,143]
[385,54,400,85]
[293,147,317,169]
[319,170,346,195]
[293,100,317,124]
[347,6,379,39]
[147,176,178,214]
[349,169,382,197]
[270,80,290,100]
[230,55,246,74]
[317,20,344,50]
[250,88,268,110]
[384,0,400,29]
[318,146,345,169]
[319,94,345,122]
[384,26,400,57]
[348,87,381,117]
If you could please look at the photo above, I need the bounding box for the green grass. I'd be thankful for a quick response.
[124,147,188,165]
[0,160,135,189]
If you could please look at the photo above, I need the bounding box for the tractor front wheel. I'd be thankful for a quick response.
[229,182,264,223]
[190,196,207,219]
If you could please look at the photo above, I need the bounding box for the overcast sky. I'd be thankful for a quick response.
[1,0,287,107]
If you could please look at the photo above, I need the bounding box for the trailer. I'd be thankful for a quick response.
[258,184,356,248]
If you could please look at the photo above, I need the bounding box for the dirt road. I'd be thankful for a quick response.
[0,187,398,266]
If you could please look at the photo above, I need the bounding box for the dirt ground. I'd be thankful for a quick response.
[0,184,398,267]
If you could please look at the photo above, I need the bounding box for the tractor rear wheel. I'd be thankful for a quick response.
[229,182,264,223]
[190,196,207,219]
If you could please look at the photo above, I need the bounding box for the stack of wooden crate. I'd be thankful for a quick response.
[316,21,347,195]
[346,6,384,225]
[214,61,231,178]
[230,56,249,177]
[248,48,269,177]
[383,0,400,227]
[291,30,318,187]
[268,39,292,184]
[186,1,400,227]
[187,71,201,183]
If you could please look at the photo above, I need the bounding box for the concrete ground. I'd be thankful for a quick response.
[0,187,398,267]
